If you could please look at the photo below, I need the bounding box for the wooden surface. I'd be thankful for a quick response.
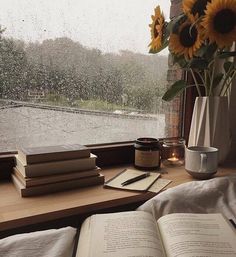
[0,164,235,233]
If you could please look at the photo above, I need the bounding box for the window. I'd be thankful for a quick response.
[0,0,182,152]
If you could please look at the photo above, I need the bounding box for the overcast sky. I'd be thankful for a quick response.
[0,0,170,54]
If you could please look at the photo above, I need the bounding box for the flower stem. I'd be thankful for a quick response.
[195,71,205,85]
[205,70,212,95]
[204,70,208,94]
[221,71,236,96]
[219,62,234,96]
[209,60,216,96]
[190,68,201,96]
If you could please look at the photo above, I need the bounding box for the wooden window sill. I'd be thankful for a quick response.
[0,163,235,238]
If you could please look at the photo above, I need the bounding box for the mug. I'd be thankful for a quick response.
[185,146,218,174]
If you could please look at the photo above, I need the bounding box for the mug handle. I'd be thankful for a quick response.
[199,153,207,172]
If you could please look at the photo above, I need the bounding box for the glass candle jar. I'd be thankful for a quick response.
[160,138,185,166]
[134,137,161,170]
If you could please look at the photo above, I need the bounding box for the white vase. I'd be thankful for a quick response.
[188,96,231,164]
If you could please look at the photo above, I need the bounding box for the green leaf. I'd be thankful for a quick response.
[196,43,217,60]
[163,21,172,39]
[196,45,208,57]
[171,14,186,34]
[218,51,236,59]
[149,40,168,54]
[188,58,208,69]
[162,80,187,101]
[166,20,173,34]
[213,73,224,88]
[173,54,188,68]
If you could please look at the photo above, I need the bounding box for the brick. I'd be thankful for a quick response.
[164,0,183,137]
[170,3,183,18]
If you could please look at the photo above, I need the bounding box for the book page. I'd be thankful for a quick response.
[76,211,165,257]
[158,213,236,257]
[76,217,92,257]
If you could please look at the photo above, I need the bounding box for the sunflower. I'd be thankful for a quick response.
[169,17,203,59]
[183,0,212,20]
[202,0,236,48]
[149,6,165,52]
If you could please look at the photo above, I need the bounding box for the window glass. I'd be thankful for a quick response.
[0,0,172,151]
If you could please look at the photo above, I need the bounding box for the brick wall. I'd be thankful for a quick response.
[165,0,184,137]
[170,0,182,18]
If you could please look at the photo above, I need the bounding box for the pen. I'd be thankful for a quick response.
[121,172,150,186]
[229,219,236,229]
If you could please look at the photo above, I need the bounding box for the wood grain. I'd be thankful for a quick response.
[0,164,235,233]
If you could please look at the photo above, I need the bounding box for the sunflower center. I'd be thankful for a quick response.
[154,20,160,38]
[179,24,198,47]
[192,0,211,16]
[213,9,236,34]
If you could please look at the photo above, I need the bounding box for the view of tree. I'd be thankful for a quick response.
[0,27,168,113]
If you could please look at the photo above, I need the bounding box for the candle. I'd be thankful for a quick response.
[167,153,179,164]
[161,138,185,167]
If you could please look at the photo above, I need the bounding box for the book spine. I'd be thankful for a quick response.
[13,167,100,187]
[26,150,91,164]
[26,159,96,177]
[14,174,105,197]
[16,155,97,177]
[25,170,100,187]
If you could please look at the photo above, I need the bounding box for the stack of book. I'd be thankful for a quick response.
[11,144,104,197]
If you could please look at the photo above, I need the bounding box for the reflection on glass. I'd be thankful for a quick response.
[161,138,185,167]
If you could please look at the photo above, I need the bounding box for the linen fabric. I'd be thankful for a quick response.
[0,226,77,257]
[137,175,236,221]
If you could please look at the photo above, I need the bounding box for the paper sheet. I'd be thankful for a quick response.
[148,178,172,193]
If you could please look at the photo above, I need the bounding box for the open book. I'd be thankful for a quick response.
[76,211,236,257]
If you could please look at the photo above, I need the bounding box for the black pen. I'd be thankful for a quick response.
[121,172,150,186]
[229,219,236,229]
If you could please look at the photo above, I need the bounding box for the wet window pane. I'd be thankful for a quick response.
[0,0,171,151]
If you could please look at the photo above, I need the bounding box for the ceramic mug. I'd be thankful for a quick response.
[185,146,218,174]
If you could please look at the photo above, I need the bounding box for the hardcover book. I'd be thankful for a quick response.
[17,144,90,165]
[12,173,105,197]
[76,211,236,257]
[15,153,97,177]
[13,166,101,187]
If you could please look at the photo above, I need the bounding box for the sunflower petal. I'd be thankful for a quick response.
[149,5,165,52]
[202,0,236,48]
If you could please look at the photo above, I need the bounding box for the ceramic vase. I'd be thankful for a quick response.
[188,96,231,164]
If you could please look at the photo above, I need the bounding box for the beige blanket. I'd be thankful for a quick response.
[0,227,77,257]
[137,175,236,221]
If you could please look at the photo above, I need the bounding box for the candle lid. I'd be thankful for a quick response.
[135,138,160,150]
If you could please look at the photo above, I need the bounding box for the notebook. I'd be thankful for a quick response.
[104,169,161,191]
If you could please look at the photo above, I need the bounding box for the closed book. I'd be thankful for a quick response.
[17,144,90,164]
[13,166,101,187]
[12,173,105,197]
[15,153,97,177]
